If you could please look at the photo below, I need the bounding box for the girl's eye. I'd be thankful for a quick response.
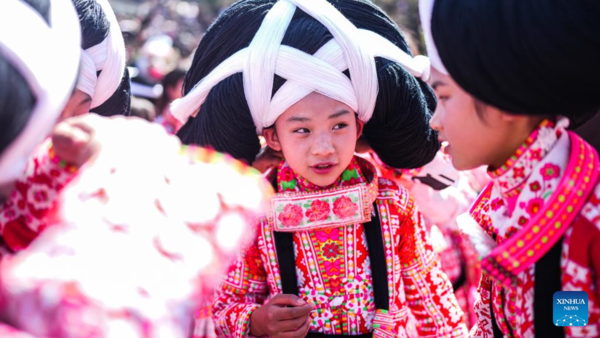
[294,128,310,134]
[333,123,348,130]
[438,95,450,102]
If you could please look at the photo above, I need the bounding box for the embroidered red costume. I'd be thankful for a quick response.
[468,120,600,338]
[0,141,78,254]
[213,157,467,337]
[364,151,481,329]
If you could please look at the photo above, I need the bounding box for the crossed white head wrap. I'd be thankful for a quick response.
[76,0,126,108]
[0,0,81,185]
[418,0,448,75]
[171,0,432,134]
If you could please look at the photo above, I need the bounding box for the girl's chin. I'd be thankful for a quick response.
[304,173,339,188]
[450,155,481,172]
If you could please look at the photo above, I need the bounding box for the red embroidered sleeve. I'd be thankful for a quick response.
[398,195,468,337]
[0,140,78,252]
[212,223,269,338]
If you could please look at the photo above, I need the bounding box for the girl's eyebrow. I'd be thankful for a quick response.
[286,115,311,123]
[431,80,446,90]
[329,110,350,119]
[286,109,350,122]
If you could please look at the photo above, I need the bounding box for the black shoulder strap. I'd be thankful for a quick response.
[273,230,299,295]
[489,282,506,338]
[488,236,566,338]
[363,203,389,310]
[273,203,389,311]
[533,237,565,338]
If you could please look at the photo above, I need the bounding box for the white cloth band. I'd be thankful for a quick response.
[171,0,431,134]
[0,0,81,185]
[77,49,97,97]
[88,0,126,109]
[418,0,448,75]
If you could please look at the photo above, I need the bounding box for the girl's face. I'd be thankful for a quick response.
[264,92,363,187]
[429,67,537,171]
[167,78,184,102]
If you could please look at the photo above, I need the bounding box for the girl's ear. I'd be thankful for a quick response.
[500,111,519,122]
[356,117,365,139]
[262,127,282,152]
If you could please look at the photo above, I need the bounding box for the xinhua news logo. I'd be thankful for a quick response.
[553,291,588,327]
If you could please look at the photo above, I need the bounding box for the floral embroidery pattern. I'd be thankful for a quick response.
[333,195,359,219]
[0,141,78,252]
[540,163,560,180]
[278,204,303,227]
[529,181,541,192]
[525,197,544,216]
[269,159,376,232]
[322,242,340,259]
[490,198,505,211]
[315,228,339,242]
[469,120,600,337]
[306,199,331,222]
[214,157,468,337]
[513,167,525,179]
[484,120,565,240]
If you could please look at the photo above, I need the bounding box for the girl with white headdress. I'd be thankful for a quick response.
[0,1,272,336]
[61,0,131,120]
[171,0,468,336]
[0,0,131,253]
[0,0,82,252]
[420,0,600,337]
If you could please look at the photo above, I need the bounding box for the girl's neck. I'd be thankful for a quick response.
[488,116,548,171]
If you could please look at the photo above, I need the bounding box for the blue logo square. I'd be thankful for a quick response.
[553,291,589,327]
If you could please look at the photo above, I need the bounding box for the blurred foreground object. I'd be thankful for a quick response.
[0,116,272,337]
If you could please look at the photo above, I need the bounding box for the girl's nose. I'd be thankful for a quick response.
[310,134,335,156]
[429,106,443,132]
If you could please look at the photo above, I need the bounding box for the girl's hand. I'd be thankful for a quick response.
[250,294,313,338]
[51,114,103,167]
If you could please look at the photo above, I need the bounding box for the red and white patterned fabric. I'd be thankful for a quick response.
[0,140,79,254]
[363,150,481,329]
[469,120,600,338]
[212,157,468,337]
[0,123,272,338]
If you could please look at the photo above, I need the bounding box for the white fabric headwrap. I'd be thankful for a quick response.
[0,0,81,185]
[87,0,126,109]
[77,49,97,97]
[171,0,431,134]
[418,0,448,75]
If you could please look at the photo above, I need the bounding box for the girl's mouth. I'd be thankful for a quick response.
[310,163,336,175]
[441,141,451,155]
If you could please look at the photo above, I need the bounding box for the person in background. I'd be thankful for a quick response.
[156,68,185,133]
[0,0,131,253]
[0,1,271,337]
[61,0,131,120]
[129,96,156,122]
[0,0,82,254]
[420,0,600,336]
[360,148,481,329]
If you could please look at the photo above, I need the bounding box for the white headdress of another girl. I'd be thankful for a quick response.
[75,0,126,108]
[171,0,432,134]
[0,0,81,184]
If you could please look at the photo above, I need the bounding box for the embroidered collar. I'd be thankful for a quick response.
[471,131,599,287]
[267,157,379,232]
[489,120,560,198]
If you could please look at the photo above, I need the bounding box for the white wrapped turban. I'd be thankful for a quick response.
[171,0,432,134]
[0,0,81,185]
